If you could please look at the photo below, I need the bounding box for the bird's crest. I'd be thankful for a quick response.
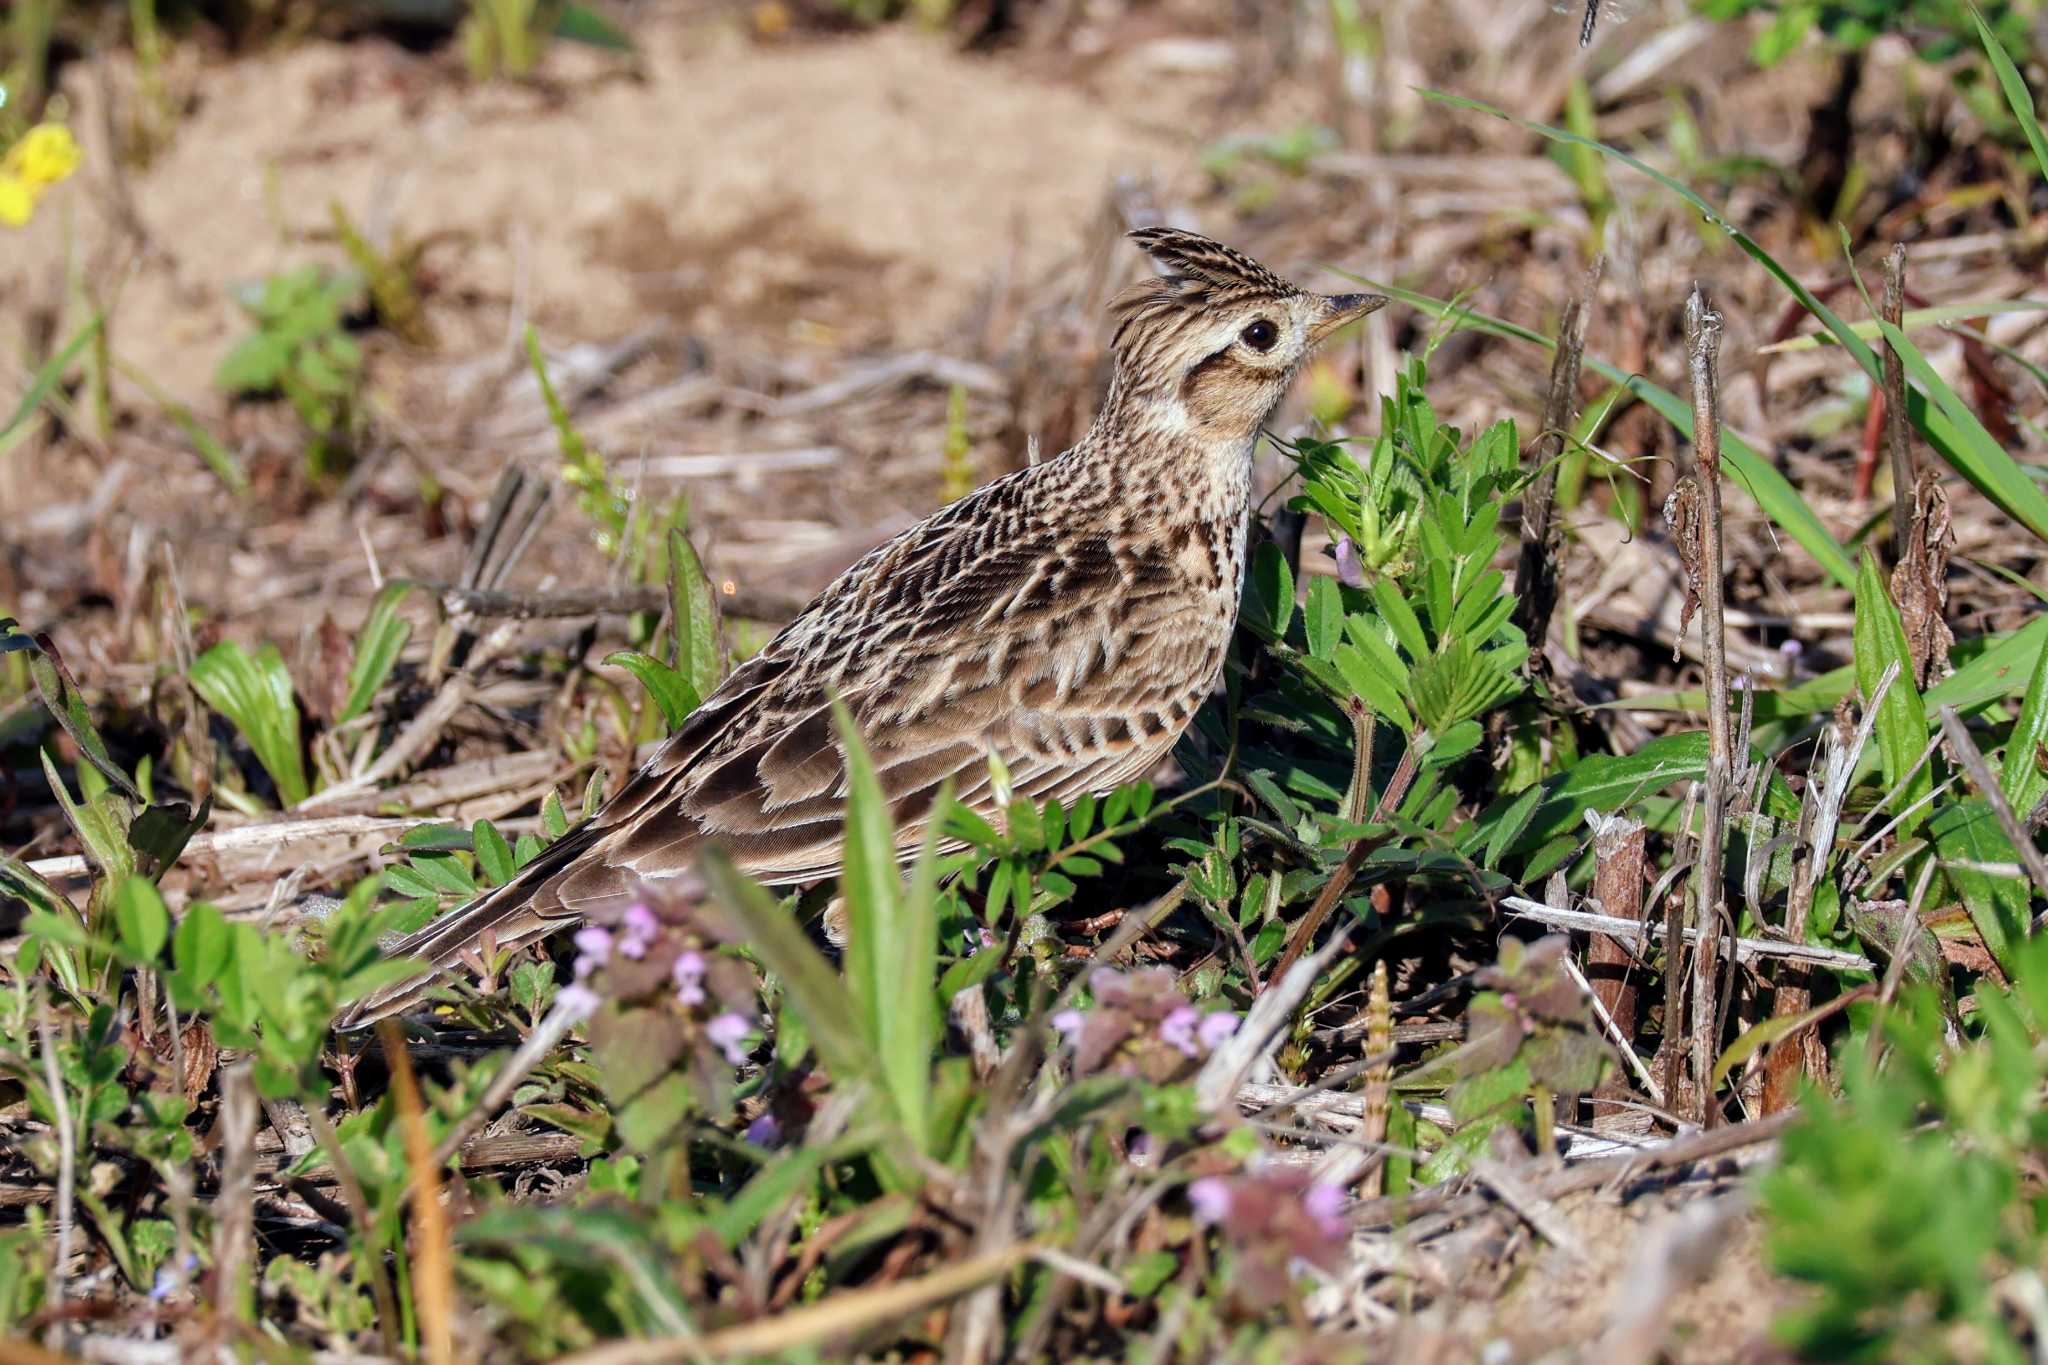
[1125,227,1297,303]
[1109,228,1299,376]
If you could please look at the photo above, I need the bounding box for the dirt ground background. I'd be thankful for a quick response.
[7,0,2047,1354]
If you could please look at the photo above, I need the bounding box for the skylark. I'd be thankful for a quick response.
[338,228,1383,1028]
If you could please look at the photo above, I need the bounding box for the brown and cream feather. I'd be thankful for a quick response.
[337,229,1383,1028]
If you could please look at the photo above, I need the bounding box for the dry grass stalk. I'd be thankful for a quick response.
[1682,287,1731,1128]
[1359,959,1394,1199]
[210,1062,258,1329]
[1586,810,1647,1052]
[380,1021,458,1365]
[1891,470,1954,687]
[1513,258,1600,654]
[1883,244,1914,562]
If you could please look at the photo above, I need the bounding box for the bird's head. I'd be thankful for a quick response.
[1105,227,1385,447]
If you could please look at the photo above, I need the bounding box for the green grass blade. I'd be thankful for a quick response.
[1999,631,2048,816]
[697,850,872,1091]
[1870,314,2048,542]
[1972,4,2048,181]
[831,697,932,1153]
[1420,90,1882,374]
[0,313,104,455]
[1853,549,1931,834]
[1359,278,1856,588]
[1427,89,2048,550]
[189,641,310,806]
[666,525,722,704]
[337,582,417,725]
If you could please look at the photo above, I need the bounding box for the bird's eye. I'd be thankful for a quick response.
[1240,319,1279,352]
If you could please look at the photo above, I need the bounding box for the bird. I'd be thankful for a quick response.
[336,228,1384,1029]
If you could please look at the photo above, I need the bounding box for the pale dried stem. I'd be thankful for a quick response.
[1883,245,1914,562]
[1684,287,1730,1127]
[211,1063,258,1329]
[35,1006,75,1354]
[1514,257,1600,652]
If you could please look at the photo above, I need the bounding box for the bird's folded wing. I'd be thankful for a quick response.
[559,502,1216,895]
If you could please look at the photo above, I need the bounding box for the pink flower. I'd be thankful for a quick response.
[1302,1182,1347,1237]
[618,903,659,958]
[1050,1009,1086,1040]
[1333,535,1365,588]
[573,926,614,963]
[707,1012,753,1065]
[557,984,601,1022]
[1197,1011,1239,1052]
[1187,1177,1233,1224]
[672,950,707,1007]
[1160,1006,1202,1057]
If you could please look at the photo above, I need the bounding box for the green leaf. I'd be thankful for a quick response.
[666,526,722,705]
[0,312,104,454]
[337,583,416,725]
[1853,549,1932,833]
[1470,732,1717,860]
[1367,278,1856,590]
[41,749,136,883]
[113,877,171,963]
[552,2,635,50]
[543,790,572,839]
[1999,633,2048,818]
[189,641,309,806]
[1931,798,2026,977]
[1868,314,2048,544]
[698,852,875,1096]
[603,650,699,730]
[1972,3,2048,182]
[1711,996,1838,1091]
[1249,540,1295,638]
[24,633,141,802]
[832,698,937,1154]
[472,819,516,887]
[1304,574,1343,659]
[1373,579,1429,659]
[173,902,232,990]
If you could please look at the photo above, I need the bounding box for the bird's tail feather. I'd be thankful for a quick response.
[334,823,609,1031]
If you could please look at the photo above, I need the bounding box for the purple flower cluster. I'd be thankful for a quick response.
[556,899,763,1073]
[1050,967,1239,1081]
[1183,1168,1352,1308]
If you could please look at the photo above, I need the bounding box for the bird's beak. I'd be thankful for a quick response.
[1309,292,1388,346]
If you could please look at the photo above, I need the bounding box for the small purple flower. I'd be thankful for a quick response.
[1197,1011,1239,1052]
[1780,637,1804,658]
[1160,1005,1202,1057]
[672,949,707,1007]
[573,926,614,963]
[618,903,659,958]
[558,983,601,1022]
[1188,1176,1233,1224]
[1050,1008,1086,1041]
[1302,1182,1347,1237]
[1334,535,1365,588]
[743,1113,782,1147]
[707,1011,753,1065]
[968,927,997,955]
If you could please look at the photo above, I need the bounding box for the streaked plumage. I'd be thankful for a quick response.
[337,229,1383,1029]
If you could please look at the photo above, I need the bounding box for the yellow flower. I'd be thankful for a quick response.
[9,123,82,187]
[0,122,82,228]
[0,177,34,228]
